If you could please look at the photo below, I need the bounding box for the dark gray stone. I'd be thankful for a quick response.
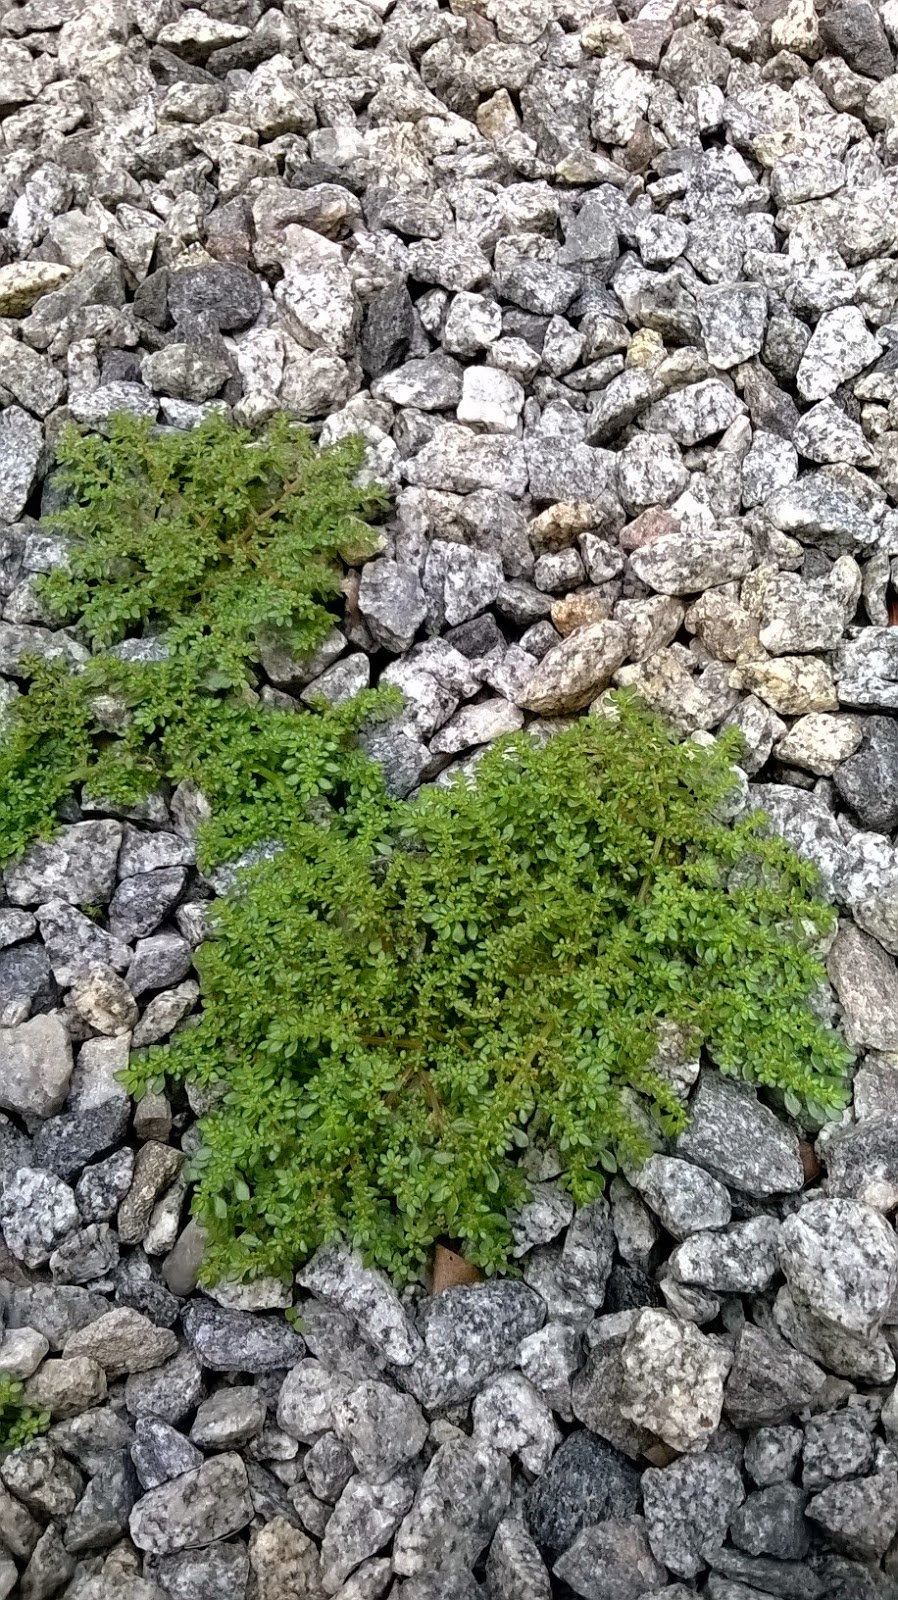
[0,940,55,1023]
[168,263,262,331]
[525,1432,641,1564]
[834,716,898,830]
[63,1450,138,1553]
[724,1324,827,1429]
[182,1300,305,1373]
[360,278,416,380]
[144,1540,251,1599]
[730,1484,810,1560]
[132,1417,204,1491]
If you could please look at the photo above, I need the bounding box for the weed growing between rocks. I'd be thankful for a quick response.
[0,1376,48,1451]
[0,412,396,868]
[133,703,849,1283]
[0,416,850,1285]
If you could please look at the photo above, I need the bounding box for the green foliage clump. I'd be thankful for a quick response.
[41,411,387,688]
[0,413,395,870]
[0,1376,48,1451]
[0,411,851,1286]
[131,702,850,1283]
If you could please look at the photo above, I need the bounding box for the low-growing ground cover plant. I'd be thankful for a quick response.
[0,413,851,1285]
[0,1376,48,1451]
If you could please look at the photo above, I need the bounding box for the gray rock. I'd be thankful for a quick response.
[833,716,898,830]
[0,939,55,1027]
[0,1012,72,1123]
[748,784,847,893]
[525,1432,641,1564]
[358,559,427,653]
[189,1387,266,1450]
[699,284,767,368]
[127,931,193,997]
[118,1142,184,1245]
[75,1148,135,1224]
[630,527,753,595]
[745,1426,804,1489]
[802,1410,875,1490]
[131,1417,204,1490]
[826,1113,898,1209]
[0,407,42,522]
[730,1484,810,1561]
[374,355,464,412]
[4,821,122,906]
[773,1283,895,1383]
[129,1453,253,1556]
[827,921,898,1051]
[642,1452,745,1579]
[298,1246,422,1368]
[392,1438,510,1579]
[361,279,416,380]
[277,1359,352,1443]
[0,332,64,418]
[471,1373,560,1475]
[23,1354,105,1418]
[35,900,130,988]
[635,1155,731,1239]
[671,1216,781,1294]
[704,1546,825,1598]
[675,1071,804,1197]
[767,478,880,560]
[108,868,188,942]
[18,1524,73,1597]
[0,1438,83,1520]
[182,1300,304,1374]
[779,1195,898,1337]
[515,621,629,714]
[838,629,898,708]
[64,1308,178,1377]
[553,1515,667,1600]
[64,1450,139,1553]
[144,1541,250,1600]
[619,1307,731,1453]
[1,1283,107,1353]
[168,264,261,331]
[486,1516,551,1600]
[413,1281,544,1407]
[797,307,881,401]
[571,1313,656,1460]
[807,1469,898,1560]
[49,1222,119,1284]
[724,1323,826,1429]
[304,1432,356,1502]
[0,1165,77,1267]
[642,380,745,445]
[333,1379,427,1483]
[321,1469,417,1591]
[124,1350,205,1425]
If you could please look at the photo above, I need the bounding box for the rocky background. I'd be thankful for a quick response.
[6,0,898,1594]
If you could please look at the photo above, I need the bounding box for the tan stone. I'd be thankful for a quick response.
[516,621,629,714]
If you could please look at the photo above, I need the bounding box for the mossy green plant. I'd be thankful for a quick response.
[130,702,850,1282]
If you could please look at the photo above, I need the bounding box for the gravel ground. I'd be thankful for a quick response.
[5,0,898,1594]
